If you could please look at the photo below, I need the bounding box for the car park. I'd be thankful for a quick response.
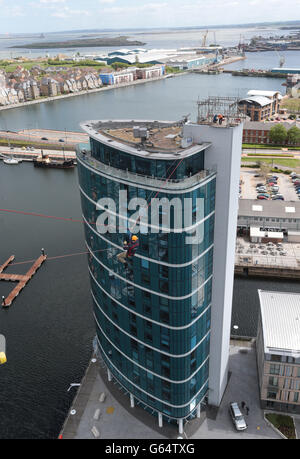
[257,192,270,197]
[229,403,247,431]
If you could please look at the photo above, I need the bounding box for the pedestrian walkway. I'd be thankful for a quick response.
[191,343,280,439]
[60,342,281,439]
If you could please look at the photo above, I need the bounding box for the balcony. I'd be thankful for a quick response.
[76,143,216,192]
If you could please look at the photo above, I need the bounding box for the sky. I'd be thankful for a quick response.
[0,0,299,34]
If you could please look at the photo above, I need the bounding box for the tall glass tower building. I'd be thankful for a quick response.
[77,108,243,431]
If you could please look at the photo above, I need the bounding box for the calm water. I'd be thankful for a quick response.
[0,25,297,59]
[0,71,298,439]
[0,72,285,132]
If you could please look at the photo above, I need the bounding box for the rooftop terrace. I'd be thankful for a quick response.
[80,119,211,159]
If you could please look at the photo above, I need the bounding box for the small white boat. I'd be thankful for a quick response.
[3,157,20,165]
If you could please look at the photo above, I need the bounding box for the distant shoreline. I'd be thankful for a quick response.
[12,36,146,50]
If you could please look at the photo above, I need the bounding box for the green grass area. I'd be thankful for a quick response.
[0,58,178,75]
[241,157,300,168]
[265,413,296,439]
[281,97,300,113]
[243,143,300,150]
[247,153,294,157]
[0,59,113,73]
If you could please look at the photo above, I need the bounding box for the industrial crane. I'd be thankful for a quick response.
[276,50,285,68]
[202,30,209,47]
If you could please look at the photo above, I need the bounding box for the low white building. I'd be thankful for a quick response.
[257,290,300,414]
[250,227,284,243]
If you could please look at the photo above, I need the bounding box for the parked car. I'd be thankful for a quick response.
[271,186,279,192]
[272,195,284,200]
[257,193,270,198]
[41,137,48,141]
[257,195,269,200]
[256,183,264,187]
[229,403,247,431]
[257,187,267,192]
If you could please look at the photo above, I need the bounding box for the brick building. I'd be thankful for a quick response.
[242,120,300,145]
[239,90,282,121]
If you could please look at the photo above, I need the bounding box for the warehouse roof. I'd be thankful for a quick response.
[239,96,272,107]
[243,121,298,131]
[258,290,300,356]
[238,199,300,219]
[247,90,281,98]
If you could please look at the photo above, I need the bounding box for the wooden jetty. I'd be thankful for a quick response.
[1,254,47,307]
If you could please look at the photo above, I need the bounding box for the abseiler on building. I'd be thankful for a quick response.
[76,100,243,431]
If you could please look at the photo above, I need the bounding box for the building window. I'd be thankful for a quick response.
[269,364,280,375]
[269,377,278,387]
[160,310,169,324]
[270,354,281,362]
[267,391,277,400]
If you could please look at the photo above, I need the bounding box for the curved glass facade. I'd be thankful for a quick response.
[77,130,216,420]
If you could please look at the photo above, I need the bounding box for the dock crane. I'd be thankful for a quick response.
[202,30,209,47]
[276,50,285,68]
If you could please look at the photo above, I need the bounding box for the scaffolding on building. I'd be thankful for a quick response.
[197,96,246,127]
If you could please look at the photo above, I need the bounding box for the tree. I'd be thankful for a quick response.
[257,161,271,180]
[287,126,300,145]
[111,62,130,71]
[269,124,287,145]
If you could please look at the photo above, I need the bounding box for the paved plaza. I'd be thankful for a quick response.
[60,342,281,440]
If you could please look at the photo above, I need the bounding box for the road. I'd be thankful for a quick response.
[243,148,300,156]
[0,145,75,160]
[0,129,87,147]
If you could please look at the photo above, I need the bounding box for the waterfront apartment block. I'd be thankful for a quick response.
[257,290,300,414]
[76,105,243,430]
[238,90,282,122]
